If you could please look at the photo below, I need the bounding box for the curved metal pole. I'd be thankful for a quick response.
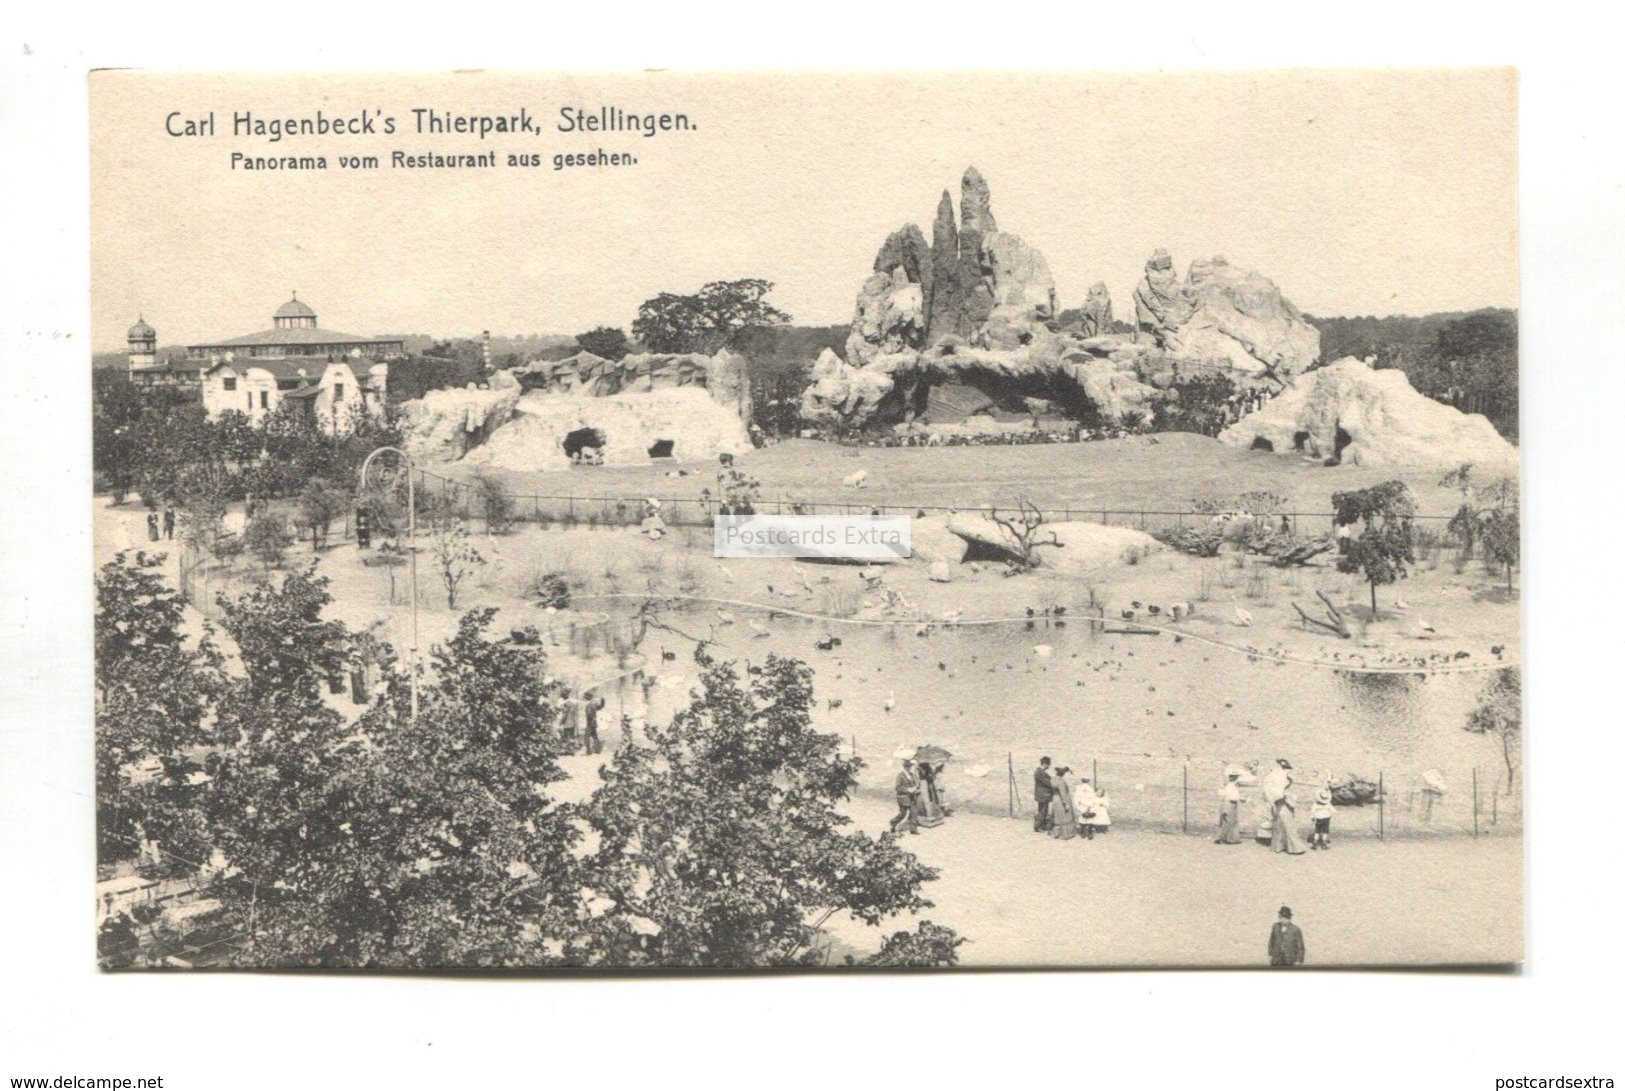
[360,446,418,724]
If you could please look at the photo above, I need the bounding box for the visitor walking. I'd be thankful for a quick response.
[145,510,159,541]
[162,504,176,540]
[1032,756,1055,832]
[1048,766,1078,841]
[1267,758,1308,855]
[1267,906,1306,967]
[1216,766,1244,844]
[355,507,372,549]
[1310,786,1335,850]
[890,759,921,836]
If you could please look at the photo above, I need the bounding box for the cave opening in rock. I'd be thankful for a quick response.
[564,427,606,460]
[1251,435,1275,452]
[647,438,675,459]
[1333,424,1353,460]
[1292,430,1310,452]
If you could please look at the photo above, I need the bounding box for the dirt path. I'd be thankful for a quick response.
[824,795,1522,967]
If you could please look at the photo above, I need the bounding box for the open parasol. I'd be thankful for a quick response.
[913,744,953,765]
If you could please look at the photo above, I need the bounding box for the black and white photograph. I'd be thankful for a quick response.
[81,68,1528,972]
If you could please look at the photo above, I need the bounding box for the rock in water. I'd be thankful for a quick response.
[1218,357,1519,467]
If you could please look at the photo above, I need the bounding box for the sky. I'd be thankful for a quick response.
[89,69,1516,350]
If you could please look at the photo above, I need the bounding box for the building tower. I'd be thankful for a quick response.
[127,315,157,382]
[273,292,318,330]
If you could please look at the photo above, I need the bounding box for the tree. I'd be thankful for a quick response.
[988,498,1062,571]
[431,518,485,607]
[1467,667,1521,786]
[205,606,581,968]
[1480,503,1520,592]
[244,510,297,570]
[297,476,350,551]
[859,920,966,968]
[574,650,945,967]
[203,569,362,965]
[632,279,790,354]
[575,326,631,361]
[95,552,223,869]
[472,471,516,534]
[1333,481,1416,617]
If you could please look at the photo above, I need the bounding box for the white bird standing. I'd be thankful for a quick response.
[1229,592,1253,627]
[716,609,736,625]
[883,691,896,712]
[748,619,771,638]
[1417,618,1436,634]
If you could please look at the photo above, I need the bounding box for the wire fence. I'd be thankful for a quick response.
[846,741,1521,841]
[410,467,1462,540]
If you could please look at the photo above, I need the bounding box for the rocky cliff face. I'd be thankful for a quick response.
[1134,252,1320,382]
[404,347,752,467]
[802,168,1323,431]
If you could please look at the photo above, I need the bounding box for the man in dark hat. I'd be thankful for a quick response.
[890,759,920,836]
[1268,906,1306,967]
[1033,756,1055,832]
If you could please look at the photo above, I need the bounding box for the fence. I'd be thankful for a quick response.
[411,468,1460,541]
[845,739,1521,841]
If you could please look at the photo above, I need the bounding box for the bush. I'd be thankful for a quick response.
[243,512,296,569]
[474,472,517,534]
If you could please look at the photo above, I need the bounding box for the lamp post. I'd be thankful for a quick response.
[360,446,418,723]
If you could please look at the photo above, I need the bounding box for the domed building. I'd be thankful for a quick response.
[125,315,204,388]
[189,293,400,433]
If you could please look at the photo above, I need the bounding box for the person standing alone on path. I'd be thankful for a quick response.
[1033,756,1054,832]
[891,759,921,836]
[1268,906,1305,967]
[146,510,159,542]
[162,504,176,540]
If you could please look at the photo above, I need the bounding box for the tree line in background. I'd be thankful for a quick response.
[1310,308,1518,442]
[96,553,959,969]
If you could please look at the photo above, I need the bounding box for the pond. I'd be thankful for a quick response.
[614,604,1517,836]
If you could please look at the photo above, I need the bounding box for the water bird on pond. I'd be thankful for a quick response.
[1120,609,1137,621]
[826,698,842,710]
[661,649,676,662]
[883,691,895,712]
[814,636,836,651]
[1416,618,1436,634]
[1232,604,1253,627]
[1026,607,1036,618]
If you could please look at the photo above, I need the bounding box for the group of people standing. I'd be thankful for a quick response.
[1031,757,1110,841]
[889,758,950,835]
[145,504,175,542]
[1216,759,1335,853]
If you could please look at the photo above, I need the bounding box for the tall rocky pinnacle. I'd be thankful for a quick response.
[959,165,997,235]
[958,166,997,331]
[1080,282,1114,337]
[927,189,963,342]
[873,223,931,286]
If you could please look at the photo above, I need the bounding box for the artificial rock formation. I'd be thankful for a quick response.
[1078,282,1114,337]
[1134,252,1320,382]
[1218,356,1518,467]
[405,347,752,468]
[802,168,1321,431]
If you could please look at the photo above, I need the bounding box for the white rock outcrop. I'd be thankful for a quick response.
[462,386,752,472]
[402,385,522,461]
[1218,356,1518,467]
[1135,252,1321,382]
